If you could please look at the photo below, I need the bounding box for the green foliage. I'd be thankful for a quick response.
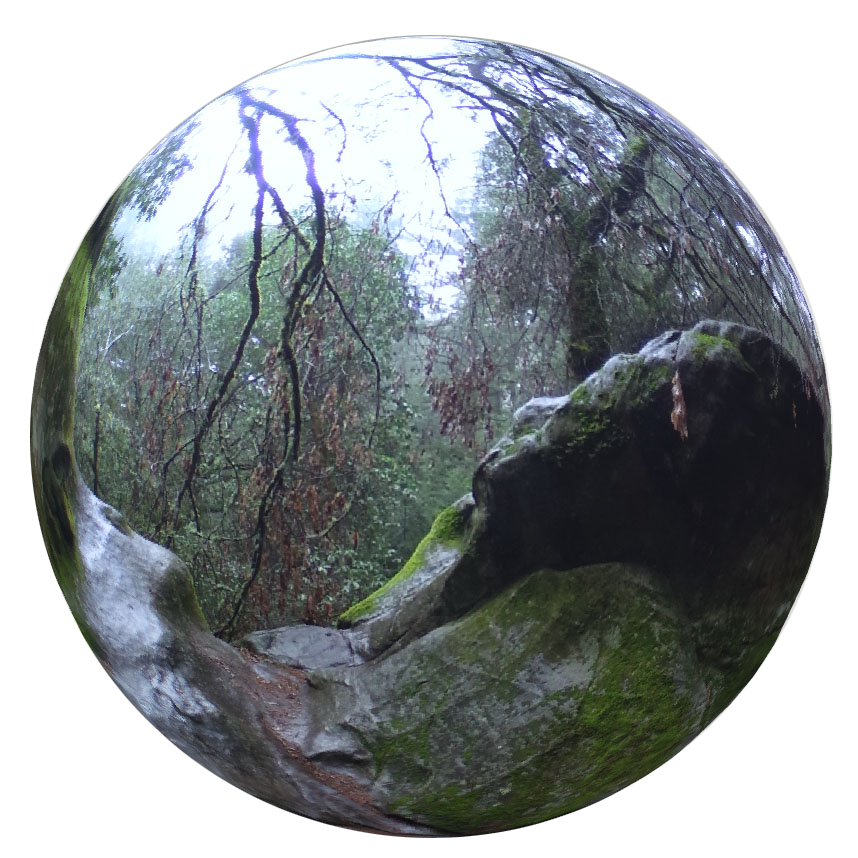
[74,205,475,635]
[119,122,199,222]
[70,50,826,646]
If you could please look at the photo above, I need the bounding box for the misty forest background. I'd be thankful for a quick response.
[72,42,824,640]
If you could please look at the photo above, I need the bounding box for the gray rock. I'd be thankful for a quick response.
[302,319,827,831]
[38,321,827,835]
[512,395,570,435]
[239,625,363,670]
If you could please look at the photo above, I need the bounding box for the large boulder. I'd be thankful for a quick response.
[35,316,827,835]
[257,321,827,832]
[336,321,826,665]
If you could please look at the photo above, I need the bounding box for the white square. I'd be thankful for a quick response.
[766,748,834,837]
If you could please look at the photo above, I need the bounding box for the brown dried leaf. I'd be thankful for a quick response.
[671,371,688,440]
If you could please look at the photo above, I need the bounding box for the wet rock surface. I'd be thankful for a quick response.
[37,321,828,835]
[239,625,364,670]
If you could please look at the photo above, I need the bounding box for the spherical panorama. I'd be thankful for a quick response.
[32,36,829,835]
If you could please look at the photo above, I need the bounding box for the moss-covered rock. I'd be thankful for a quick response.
[340,504,467,624]
[336,500,471,658]
[310,564,706,833]
[31,194,127,629]
[35,313,827,835]
[305,319,827,832]
[432,320,826,633]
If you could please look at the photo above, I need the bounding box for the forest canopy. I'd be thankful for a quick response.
[73,38,825,640]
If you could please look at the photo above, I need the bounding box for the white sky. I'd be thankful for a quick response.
[106,35,788,327]
[117,40,495,307]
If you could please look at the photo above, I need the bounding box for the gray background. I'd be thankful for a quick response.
[30,35,833,837]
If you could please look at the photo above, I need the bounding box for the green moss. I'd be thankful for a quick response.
[556,397,620,455]
[429,504,466,545]
[566,359,671,433]
[690,332,730,357]
[509,423,528,441]
[688,332,753,373]
[32,194,130,600]
[570,383,593,405]
[567,598,694,808]
[366,567,698,833]
[370,692,449,777]
[625,134,650,159]
[556,360,671,456]
[504,432,532,455]
[610,358,673,407]
[154,558,212,632]
[32,233,95,602]
[338,505,465,625]
[30,190,213,634]
[635,361,674,400]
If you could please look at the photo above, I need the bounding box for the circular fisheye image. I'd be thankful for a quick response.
[32,37,829,835]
